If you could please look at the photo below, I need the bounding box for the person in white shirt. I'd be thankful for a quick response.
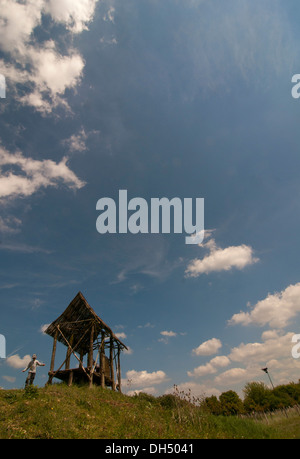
[22,354,45,387]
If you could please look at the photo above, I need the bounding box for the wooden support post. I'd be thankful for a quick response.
[47,329,58,384]
[117,345,121,393]
[88,324,94,387]
[110,337,116,391]
[65,334,74,370]
[79,350,84,369]
[100,334,105,388]
[68,370,73,387]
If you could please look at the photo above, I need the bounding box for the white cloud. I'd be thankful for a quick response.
[188,362,217,378]
[214,367,248,386]
[6,354,31,369]
[165,381,221,399]
[45,0,99,33]
[127,386,157,397]
[2,375,16,383]
[62,128,100,153]
[192,337,222,356]
[210,355,231,367]
[115,332,127,339]
[125,369,168,388]
[185,237,258,277]
[0,0,44,54]
[62,128,88,153]
[188,355,230,378]
[40,324,50,334]
[160,331,177,337]
[185,328,299,391]
[0,0,98,113]
[0,146,85,201]
[123,346,133,355]
[228,331,295,364]
[228,282,300,329]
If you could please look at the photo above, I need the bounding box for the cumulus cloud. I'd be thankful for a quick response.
[6,354,31,369]
[165,381,221,399]
[125,369,168,388]
[45,0,99,33]
[0,0,98,113]
[228,331,295,364]
[188,355,230,378]
[185,237,258,277]
[192,337,222,356]
[228,282,300,329]
[186,328,299,390]
[127,386,157,397]
[214,367,248,386]
[0,146,85,201]
[160,331,177,337]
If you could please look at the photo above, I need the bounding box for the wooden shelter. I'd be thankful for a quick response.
[45,292,127,391]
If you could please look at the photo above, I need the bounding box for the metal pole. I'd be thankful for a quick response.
[262,367,274,389]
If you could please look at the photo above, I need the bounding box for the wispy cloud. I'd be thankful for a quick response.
[174,0,297,99]
[0,146,85,202]
[0,216,22,234]
[0,242,52,254]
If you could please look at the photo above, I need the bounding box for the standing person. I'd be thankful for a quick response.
[22,354,45,388]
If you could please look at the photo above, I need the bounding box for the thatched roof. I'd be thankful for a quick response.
[44,291,127,355]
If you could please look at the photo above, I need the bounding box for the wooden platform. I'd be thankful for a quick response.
[48,367,113,387]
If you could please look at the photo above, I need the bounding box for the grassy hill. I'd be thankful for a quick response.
[0,383,299,439]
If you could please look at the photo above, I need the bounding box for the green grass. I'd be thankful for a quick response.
[0,384,299,439]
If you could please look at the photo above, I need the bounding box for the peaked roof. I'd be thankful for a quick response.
[45,292,127,354]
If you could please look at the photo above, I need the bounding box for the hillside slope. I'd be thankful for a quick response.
[0,384,297,439]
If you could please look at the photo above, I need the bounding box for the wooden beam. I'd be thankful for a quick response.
[110,337,116,391]
[79,350,84,369]
[88,324,94,387]
[47,326,90,382]
[100,333,105,388]
[47,329,58,385]
[65,334,74,370]
[68,370,73,387]
[117,345,121,393]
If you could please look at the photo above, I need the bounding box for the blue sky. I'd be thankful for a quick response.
[1,0,300,398]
